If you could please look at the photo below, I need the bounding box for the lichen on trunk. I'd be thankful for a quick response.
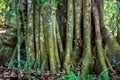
[63,0,74,74]
[72,0,83,62]
[80,0,94,79]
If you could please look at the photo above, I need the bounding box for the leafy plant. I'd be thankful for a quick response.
[0,0,7,10]
[98,68,110,80]
[57,71,80,80]
[81,70,93,80]
[57,68,110,80]
[41,0,47,4]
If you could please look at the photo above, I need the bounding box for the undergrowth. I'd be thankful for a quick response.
[6,59,110,80]
[57,68,110,80]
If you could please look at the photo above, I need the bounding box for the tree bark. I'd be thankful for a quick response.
[80,0,94,79]
[98,0,120,65]
[63,0,74,74]
[92,0,109,78]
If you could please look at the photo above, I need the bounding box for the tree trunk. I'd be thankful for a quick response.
[92,0,109,78]
[63,0,74,74]
[72,0,82,62]
[117,0,120,45]
[80,0,94,79]
[98,0,120,65]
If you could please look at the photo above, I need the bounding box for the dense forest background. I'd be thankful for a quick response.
[0,0,120,80]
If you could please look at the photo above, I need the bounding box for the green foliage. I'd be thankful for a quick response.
[40,0,59,4]
[55,0,59,4]
[41,0,47,4]
[11,60,25,69]
[81,70,93,80]
[34,59,40,68]
[98,68,110,80]
[57,71,80,80]
[0,0,8,24]
[57,68,110,80]
[0,0,7,9]
[104,0,118,33]
[0,9,16,24]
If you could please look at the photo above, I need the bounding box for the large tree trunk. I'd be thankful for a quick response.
[63,0,74,74]
[97,0,120,65]
[80,0,94,79]
[92,0,109,78]
[25,0,35,79]
[72,0,82,62]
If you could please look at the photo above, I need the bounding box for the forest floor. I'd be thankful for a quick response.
[0,64,120,80]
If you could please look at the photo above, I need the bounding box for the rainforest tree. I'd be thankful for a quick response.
[0,0,120,79]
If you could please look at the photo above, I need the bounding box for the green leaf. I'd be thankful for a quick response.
[81,70,89,75]
[87,75,93,80]
[71,71,77,78]
[55,0,59,4]
[0,12,3,16]
[57,78,65,80]
[77,76,81,80]
[98,68,110,80]
[41,0,47,4]
[34,59,40,67]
